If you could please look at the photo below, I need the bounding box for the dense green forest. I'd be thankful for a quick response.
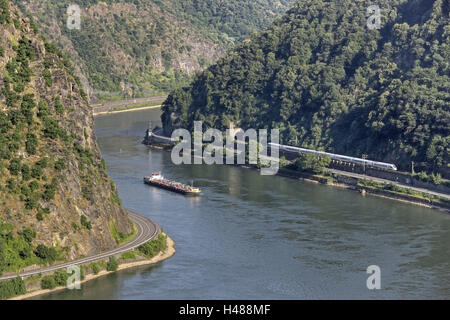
[161,0,449,174]
[11,0,296,94]
[167,0,298,45]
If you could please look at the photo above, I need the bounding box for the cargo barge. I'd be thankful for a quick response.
[144,173,202,195]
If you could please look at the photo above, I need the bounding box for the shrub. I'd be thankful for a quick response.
[19,228,36,244]
[106,256,119,272]
[295,153,331,175]
[41,182,56,201]
[31,165,42,179]
[8,158,21,175]
[26,133,38,155]
[21,164,31,181]
[37,101,49,118]
[54,159,66,171]
[54,97,63,114]
[34,244,58,263]
[137,233,167,258]
[40,275,56,290]
[80,215,92,230]
[29,180,39,191]
[91,263,100,275]
[431,173,442,185]
[36,211,44,221]
[71,222,80,232]
[81,185,94,203]
[43,69,53,87]
[53,270,69,286]
[25,194,38,210]
[121,252,136,260]
[0,277,26,300]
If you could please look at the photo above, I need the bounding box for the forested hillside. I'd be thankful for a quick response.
[11,0,296,97]
[0,0,133,275]
[161,0,450,174]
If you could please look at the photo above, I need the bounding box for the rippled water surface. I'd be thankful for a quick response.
[34,109,450,299]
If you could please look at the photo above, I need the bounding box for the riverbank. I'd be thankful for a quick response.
[93,104,162,116]
[144,142,450,213]
[9,234,176,300]
[277,168,450,213]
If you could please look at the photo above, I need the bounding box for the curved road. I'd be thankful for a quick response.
[0,211,160,281]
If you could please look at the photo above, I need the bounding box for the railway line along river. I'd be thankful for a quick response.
[31,108,450,299]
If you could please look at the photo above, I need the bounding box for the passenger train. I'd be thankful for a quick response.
[268,143,398,171]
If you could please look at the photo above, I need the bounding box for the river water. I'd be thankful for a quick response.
[34,108,450,299]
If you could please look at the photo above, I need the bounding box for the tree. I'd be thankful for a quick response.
[40,275,56,290]
[0,0,11,25]
[295,154,331,175]
[106,256,119,271]
[34,244,58,263]
[80,215,92,230]
[8,158,21,175]
[26,133,38,155]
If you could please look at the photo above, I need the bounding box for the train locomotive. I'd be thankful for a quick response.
[269,143,398,171]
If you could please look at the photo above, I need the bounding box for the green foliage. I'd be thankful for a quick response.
[0,0,11,25]
[34,244,58,264]
[0,277,26,300]
[11,0,296,93]
[81,185,94,203]
[161,0,450,174]
[106,256,119,272]
[110,193,122,206]
[19,228,36,244]
[169,0,296,44]
[54,97,63,114]
[37,101,49,118]
[39,269,70,290]
[120,251,136,260]
[109,219,134,244]
[90,262,100,275]
[80,215,92,230]
[53,269,69,286]
[415,171,445,185]
[137,233,167,258]
[357,178,449,206]
[41,179,57,201]
[26,133,38,155]
[0,222,40,274]
[42,118,67,140]
[4,37,34,93]
[42,68,53,87]
[71,222,80,232]
[21,94,36,125]
[8,158,21,175]
[54,159,66,171]
[295,154,331,175]
[40,275,56,289]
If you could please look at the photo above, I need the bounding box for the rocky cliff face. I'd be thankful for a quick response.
[0,1,133,265]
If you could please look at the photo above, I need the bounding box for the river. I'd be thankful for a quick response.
[32,108,450,299]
